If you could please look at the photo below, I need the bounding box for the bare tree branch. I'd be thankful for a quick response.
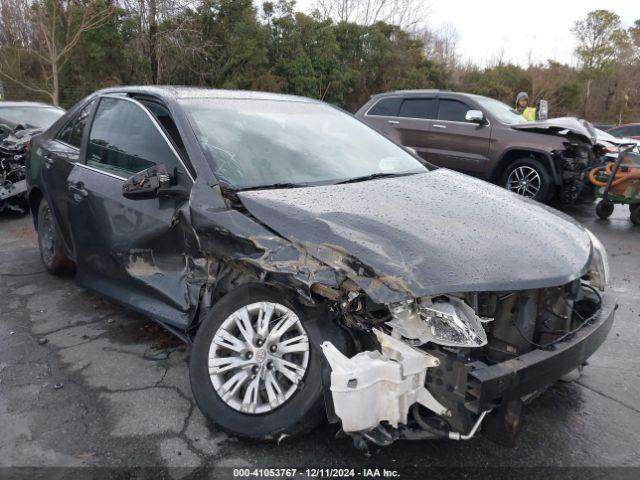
[0,0,115,105]
[313,0,430,29]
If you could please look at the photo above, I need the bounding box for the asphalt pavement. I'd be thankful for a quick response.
[0,202,639,479]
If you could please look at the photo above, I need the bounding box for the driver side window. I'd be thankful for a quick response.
[86,97,183,178]
[438,99,472,123]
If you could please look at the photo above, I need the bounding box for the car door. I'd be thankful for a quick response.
[359,96,403,137]
[37,100,96,258]
[392,97,438,161]
[427,97,492,174]
[66,95,197,329]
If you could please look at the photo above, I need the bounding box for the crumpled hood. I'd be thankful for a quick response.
[511,117,596,144]
[0,127,41,152]
[238,170,592,303]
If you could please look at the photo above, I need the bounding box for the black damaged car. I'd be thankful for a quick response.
[26,87,616,447]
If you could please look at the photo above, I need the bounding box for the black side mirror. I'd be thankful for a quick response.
[122,164,187,200]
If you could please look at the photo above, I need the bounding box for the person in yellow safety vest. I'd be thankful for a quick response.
[515,92,537,121]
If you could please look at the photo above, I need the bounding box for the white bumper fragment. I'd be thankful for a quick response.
[0,179,27,200]
[321,329,449,433]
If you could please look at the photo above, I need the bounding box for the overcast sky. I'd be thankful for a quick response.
[296,0,639,66]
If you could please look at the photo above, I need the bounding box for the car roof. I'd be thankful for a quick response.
[96,86,320,104]
[0,101,62,109]
[371,89,493,102]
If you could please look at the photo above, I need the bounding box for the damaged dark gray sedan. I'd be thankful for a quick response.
[26,87,616,447]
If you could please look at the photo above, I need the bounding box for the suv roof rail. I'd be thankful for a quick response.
[391,89,444,93]
[370,89,454,98]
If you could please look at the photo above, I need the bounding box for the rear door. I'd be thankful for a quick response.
[359,96,403,137]
[360,96,438,163]
[428,97,492,174]
[37,100,96,258]
[394,98,438,163]
[66,95,197,329]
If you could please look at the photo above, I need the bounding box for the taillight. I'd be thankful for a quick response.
[25,139,31,153]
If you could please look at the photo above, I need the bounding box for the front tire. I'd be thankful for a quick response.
[37,198,68,275]
[503,158,553,203]
[189,284,326,440]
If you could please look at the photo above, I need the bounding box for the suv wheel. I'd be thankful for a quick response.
[37,198,68,275]
[189,284,325,440]
[503,158,553,203]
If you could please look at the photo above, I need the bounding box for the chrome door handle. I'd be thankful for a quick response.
[433,124,447,129]
[44,154,55,168]
[68,182,88,198]
[387,120,400,125]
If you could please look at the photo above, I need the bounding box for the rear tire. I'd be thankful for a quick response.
[596,200,615,220]
[189,284,326,441]
[37,198,67,275]
[503,158,553,203]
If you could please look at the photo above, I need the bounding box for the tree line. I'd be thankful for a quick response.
[0,1,638,123]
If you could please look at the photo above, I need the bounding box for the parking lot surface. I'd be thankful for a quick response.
[1,203,639,477]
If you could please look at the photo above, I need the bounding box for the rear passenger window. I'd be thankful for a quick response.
[438,99,472,122]
[617,126,640,136]
[56,100,95,148]
[86,97,182,177]
[367,97,402,117]
[612,126,634,136]
[398,99,437,119]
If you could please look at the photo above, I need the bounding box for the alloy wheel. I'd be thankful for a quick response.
[506,165,542,198]
[208,302,310,414]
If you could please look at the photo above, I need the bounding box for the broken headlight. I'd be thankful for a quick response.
[419,296,488,347]
[585,229,609,291]
[387,296,487,348]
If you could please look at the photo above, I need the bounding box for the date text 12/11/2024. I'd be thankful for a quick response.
[232,468,400,478]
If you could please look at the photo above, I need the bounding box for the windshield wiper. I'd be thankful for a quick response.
[335,171,418,185]
[235,182,310,192]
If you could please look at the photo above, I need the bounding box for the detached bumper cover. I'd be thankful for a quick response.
[466,292,617,413]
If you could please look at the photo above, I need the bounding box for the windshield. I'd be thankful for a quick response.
[181,98,427,189]
[0,106,64,129]
[474,97,528,125]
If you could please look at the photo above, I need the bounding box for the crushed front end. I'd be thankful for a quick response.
[510,117,602,204]
[0,129,34,214]
[553,141,601,204]
[320,239,616,448]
